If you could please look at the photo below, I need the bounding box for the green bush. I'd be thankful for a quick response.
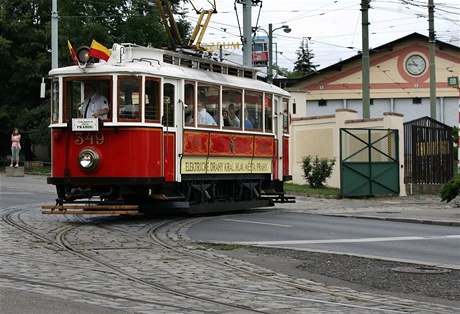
[440,175,460,202]
[301,155,336,188]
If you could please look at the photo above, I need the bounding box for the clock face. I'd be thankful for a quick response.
[405,54,426,76]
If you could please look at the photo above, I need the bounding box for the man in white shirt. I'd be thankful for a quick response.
[197,103,217,126]
[79,83,110,119]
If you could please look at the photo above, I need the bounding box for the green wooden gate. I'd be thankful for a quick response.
[340,128,400,197]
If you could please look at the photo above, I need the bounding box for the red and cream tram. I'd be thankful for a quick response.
[43,43,294,215]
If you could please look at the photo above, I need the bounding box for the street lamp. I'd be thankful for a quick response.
[268,24,291,84]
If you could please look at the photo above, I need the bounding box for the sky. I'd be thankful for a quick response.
[181,0,460,71]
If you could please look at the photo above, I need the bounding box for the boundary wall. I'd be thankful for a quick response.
[290,109,406,196]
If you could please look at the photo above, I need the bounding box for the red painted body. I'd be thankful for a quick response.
[183,130,275,157]
[51,127,175,180]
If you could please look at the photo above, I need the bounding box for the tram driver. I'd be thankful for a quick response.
[79,82,110,119]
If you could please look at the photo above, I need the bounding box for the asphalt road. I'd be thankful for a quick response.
[187,212,460,266]
[0,189,54,208]
[1,183,459,312]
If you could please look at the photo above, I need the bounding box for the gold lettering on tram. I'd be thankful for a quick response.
[181,156,272,174]
[75,132,105,146]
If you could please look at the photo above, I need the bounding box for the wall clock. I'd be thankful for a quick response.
[405,54,426,76]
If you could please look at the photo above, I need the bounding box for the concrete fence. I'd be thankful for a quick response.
[290,109,406,196]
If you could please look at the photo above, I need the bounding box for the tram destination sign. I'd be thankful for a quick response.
[72,118,99,131]
[181,156,272,174]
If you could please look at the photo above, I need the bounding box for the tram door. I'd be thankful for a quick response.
[162,80,177,181]
[274,97,283,180]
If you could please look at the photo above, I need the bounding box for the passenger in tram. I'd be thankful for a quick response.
[222,109,231,126]
[244,108,254,129]
[227,103,240,127]
[197,102,217,126]
[119,104,138,119]
[184,103,194,124]
[79,82,109,119]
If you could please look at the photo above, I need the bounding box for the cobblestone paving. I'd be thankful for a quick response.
[1,201,458,313]
[1,173,459,313]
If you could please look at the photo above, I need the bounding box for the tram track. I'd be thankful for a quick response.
[87,215,456,313]
[2,208,266,313]
[145,217,458,314]
[57,221,267,313]
[2,206,457,313]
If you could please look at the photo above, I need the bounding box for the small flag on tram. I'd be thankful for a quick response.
[88,39,112,62]
[67,40,79,65]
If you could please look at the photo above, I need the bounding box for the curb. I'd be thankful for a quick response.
[324,214,460,227]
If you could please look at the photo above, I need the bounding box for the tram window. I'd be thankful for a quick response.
[265,94,273,132]
[244,91,263,131]
[118,77,141,121]
[64,79,81,121]
[282,98,289,133]
[163,83,175,127]
[184,81,195,126]
[222,88,241,129]
[51,80,59,123]
[145,78,160,122]
[197,83,219,127]
[64,78,111,122]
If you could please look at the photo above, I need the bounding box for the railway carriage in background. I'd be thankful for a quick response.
[43,43,294,215]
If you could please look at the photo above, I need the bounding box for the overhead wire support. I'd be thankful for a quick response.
[187,0,217,50]
[154,0,184,50]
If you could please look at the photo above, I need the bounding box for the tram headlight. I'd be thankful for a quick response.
[78,149,100,172]
[76,46,92,64]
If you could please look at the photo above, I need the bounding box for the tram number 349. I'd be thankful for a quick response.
[75,132,105,146]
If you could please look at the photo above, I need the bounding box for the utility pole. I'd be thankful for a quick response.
[51,0,58,69]
[428,0,437,119]
[361,0,370,119]
[242,0,252,66]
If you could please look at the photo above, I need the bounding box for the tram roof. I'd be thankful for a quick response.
[50,44,290,97]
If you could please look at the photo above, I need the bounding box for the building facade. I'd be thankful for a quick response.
[284,33,460,127]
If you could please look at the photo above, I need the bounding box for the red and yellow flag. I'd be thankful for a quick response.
[88,39,112,62]
[67,40,79,65]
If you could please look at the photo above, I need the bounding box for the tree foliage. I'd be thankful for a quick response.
[0,0,190,160]
[440,175,460,203]
[293,38,318,77]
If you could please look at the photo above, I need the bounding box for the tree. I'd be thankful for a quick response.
[0,0,190,161]
[293,38,318,77]
[0,0,51,160]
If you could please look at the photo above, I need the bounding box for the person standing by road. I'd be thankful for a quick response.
[10,128,21,168]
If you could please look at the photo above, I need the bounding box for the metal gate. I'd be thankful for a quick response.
[340,128,400,197]
[404,117,453,184]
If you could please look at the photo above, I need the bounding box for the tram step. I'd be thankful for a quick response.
[271,196,296,203]
[41,204,139,215]
[42,210,139,215]
[262,189,285,195]
[151,194,186,201]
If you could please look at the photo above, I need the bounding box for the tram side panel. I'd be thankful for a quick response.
[182,130,274,173]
